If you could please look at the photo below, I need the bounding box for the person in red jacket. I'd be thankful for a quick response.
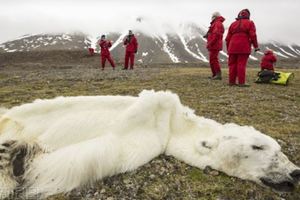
[88,47,95,56]
[204,12,225,80]
[123,30,138,70]
[225,9,260,86]
[261,50,277,71]
[99,35,115,70]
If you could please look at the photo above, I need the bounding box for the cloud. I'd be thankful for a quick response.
[0,0,300,45]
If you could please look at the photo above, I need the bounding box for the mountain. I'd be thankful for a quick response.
[1,23,300,64]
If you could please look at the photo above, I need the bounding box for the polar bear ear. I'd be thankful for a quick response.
[195,139,219,154]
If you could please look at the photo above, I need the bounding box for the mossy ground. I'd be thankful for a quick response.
[0,57,299,199]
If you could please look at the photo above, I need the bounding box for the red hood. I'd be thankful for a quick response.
[211,16,225,24]
[264,50,274,55]
[237,9,250,20]
[216,16,225,22]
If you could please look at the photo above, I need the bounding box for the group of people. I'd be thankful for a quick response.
[99,30,138,70]
[205,8,277,86]
[96,8,278,86]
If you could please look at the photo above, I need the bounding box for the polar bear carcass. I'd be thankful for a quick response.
[0,90,299,198]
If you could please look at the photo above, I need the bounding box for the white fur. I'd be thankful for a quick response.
[0,90,298,198]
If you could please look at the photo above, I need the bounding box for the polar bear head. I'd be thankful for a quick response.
[195,123,300,192]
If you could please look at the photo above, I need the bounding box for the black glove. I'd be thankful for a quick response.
[254,48,260,52]
[135,50,138,54]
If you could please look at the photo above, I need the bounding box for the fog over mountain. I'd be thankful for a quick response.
[0,0,300,45]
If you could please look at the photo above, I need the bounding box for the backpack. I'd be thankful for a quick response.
[256,70,294,86]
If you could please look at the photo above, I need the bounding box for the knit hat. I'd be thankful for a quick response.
[212,12,221,20]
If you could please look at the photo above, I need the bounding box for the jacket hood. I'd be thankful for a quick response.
[236,9,250,20]
[264,50,274,55]
[211,16,225,24]
[216,16,225,22]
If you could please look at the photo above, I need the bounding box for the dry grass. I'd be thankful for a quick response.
[0,61,299,199]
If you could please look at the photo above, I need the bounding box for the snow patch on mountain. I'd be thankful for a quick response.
[162,35,180,63]
[14,34,39,42]
[271,43,297,58]
[110,32,127,51]
[281,49,297,58]
[220,51,228,58]
[153,34,163,44]
[288,45,300,55]
[278,47,297,58]
[179,34,208,62]
[266,46,289,58]
[249,55,258,61]
[62,34,72,41]
[6,49,17,53]
[194,43,209,62]
[87,36,99,50]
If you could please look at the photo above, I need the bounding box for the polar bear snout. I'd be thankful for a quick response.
[290,169,300,182]
[260,176,295,192]
[259,168,300,192]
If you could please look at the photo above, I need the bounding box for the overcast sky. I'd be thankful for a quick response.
[1,0,300,44]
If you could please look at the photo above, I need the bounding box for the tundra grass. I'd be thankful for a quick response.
[0,66,299,200]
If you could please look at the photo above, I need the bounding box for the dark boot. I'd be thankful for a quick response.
[237,84,250,87]
[212,72,222,80]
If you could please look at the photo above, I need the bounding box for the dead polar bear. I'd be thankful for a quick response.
[0,90,299,198]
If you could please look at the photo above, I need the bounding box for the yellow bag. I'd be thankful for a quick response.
[270,71,294,85]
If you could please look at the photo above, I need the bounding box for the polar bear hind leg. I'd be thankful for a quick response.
[0,140,20,198]
[0,140,42,198]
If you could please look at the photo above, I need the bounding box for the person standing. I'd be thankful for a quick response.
[88,47,95,56]
[225,9,260,86]
[123,30,138,70]
[99,35,116,70]
[204,12,225,80]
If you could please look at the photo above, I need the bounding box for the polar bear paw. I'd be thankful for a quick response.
[0,141,16,169]
[0,140,27,179]
[0,140,26,198]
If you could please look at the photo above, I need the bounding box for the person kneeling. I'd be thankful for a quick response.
[256,50,277,83]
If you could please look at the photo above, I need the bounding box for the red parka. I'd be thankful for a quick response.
[260,50,277,70]
[99,40,112,56]
[124,35,138,53]
[207,16,225,51]
[225,11,258,54]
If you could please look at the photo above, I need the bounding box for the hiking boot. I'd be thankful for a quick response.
[122,67,128,70]
[228,83,237,86]
[211,72,222,80]
[237,84,250,87]
[211,76,222,80]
